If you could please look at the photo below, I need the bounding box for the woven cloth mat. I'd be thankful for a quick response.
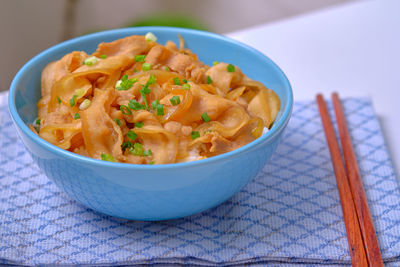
[1,91,399,266]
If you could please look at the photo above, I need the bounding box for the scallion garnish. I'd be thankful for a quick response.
[101,153,116,162]
[33,118,40,132]
[129,99,145,110]
[148,74,157,85]
[127,130,137,141]
[151,99,160,109]
[182,83,190,90]
[227,64,235,72]
[128,99,145,110]
[116,74,138,91]
[99,54,107,59]
[83,56,98,66]
[69,95,77,107]
[140,82,151,111]
[145,32,157,42]
[190,131,200,140]
[149,161,155,165]
[120,105,132,115]
[135,121,143,128]
[129,143,144,156]
[212,61,219,66]
[156,104,164,116]
[79,99,91,110]
[74,88,85,98]
[57,96,61,104]
[134,55,146,62]
[201,112,210,122]
[143,149,152,156]
[142,63,152,71]
[173,77,181,85]
[170,95,180,106]
[121,141,133,151]
[207,75,213,84]
[74,113,80,119]
[114,118,122,126]
[182,78,188,83]
[165,66,170,71]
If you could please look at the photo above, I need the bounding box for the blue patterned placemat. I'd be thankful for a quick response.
[0,91,399,266]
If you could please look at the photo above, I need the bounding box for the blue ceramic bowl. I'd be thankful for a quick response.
[9,27,292,221]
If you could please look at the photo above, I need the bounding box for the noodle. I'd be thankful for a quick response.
[33,33,280,164]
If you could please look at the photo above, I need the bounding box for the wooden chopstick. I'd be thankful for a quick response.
[332,93,384,267]
[316,94,368,267]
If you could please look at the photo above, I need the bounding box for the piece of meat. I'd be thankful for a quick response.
[93,35,151,59]
[145,44,208,83]
[205,63,244,96]
[41,51,87,97]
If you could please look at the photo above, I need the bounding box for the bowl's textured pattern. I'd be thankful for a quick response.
[1,96,399,265]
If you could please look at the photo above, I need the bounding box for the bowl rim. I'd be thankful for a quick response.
[8,26,293,170]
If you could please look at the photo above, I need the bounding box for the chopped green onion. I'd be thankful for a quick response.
[116,75,138,91]
[145,32,157,42]
[170,95,180,106]
[201,112,210,122]
[207,75,213,84]
[140,86,150,111]
[121,141,133,151]
[120,105,132,115]
[114,118,122,126]
[182,78,188,83]
[133,67,138,72]
[173,77,181,85]
[140,86,151,95]
[212,61,219,66]
[69,95,77,107]
[182,83,191,90]
[79,99,91,110]
[84,56,98,66]
[99,54,107,59]
[147,74,156,85]
[129,143,144,156]
[74,113,80,119]
[227,64,235,72]
[142,63,152,71]
[134,55,146,62]
[74,88,86,98]
[134,121,143,128]
[101,153,116,162]
[128,99,145,110]
[33,118,41,132]
[190,131,200,140]
[57,96,61,104]
[156,104,164,116]
[127,130,137,141]
[149,161,155,165]
[151,99,160,110]
[165,66,170,71]
[143,149,152,156]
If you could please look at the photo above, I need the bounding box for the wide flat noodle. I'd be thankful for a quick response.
[134,125,178,164]
[93,35,151,59]
[81,88,124,160]
[39,121,81,150]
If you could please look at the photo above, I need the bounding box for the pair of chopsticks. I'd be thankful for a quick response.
[316,93,383,267]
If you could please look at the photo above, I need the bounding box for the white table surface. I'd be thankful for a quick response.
[227,0,400,174]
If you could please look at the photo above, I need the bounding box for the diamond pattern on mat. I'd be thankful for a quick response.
[1,93,399,266]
